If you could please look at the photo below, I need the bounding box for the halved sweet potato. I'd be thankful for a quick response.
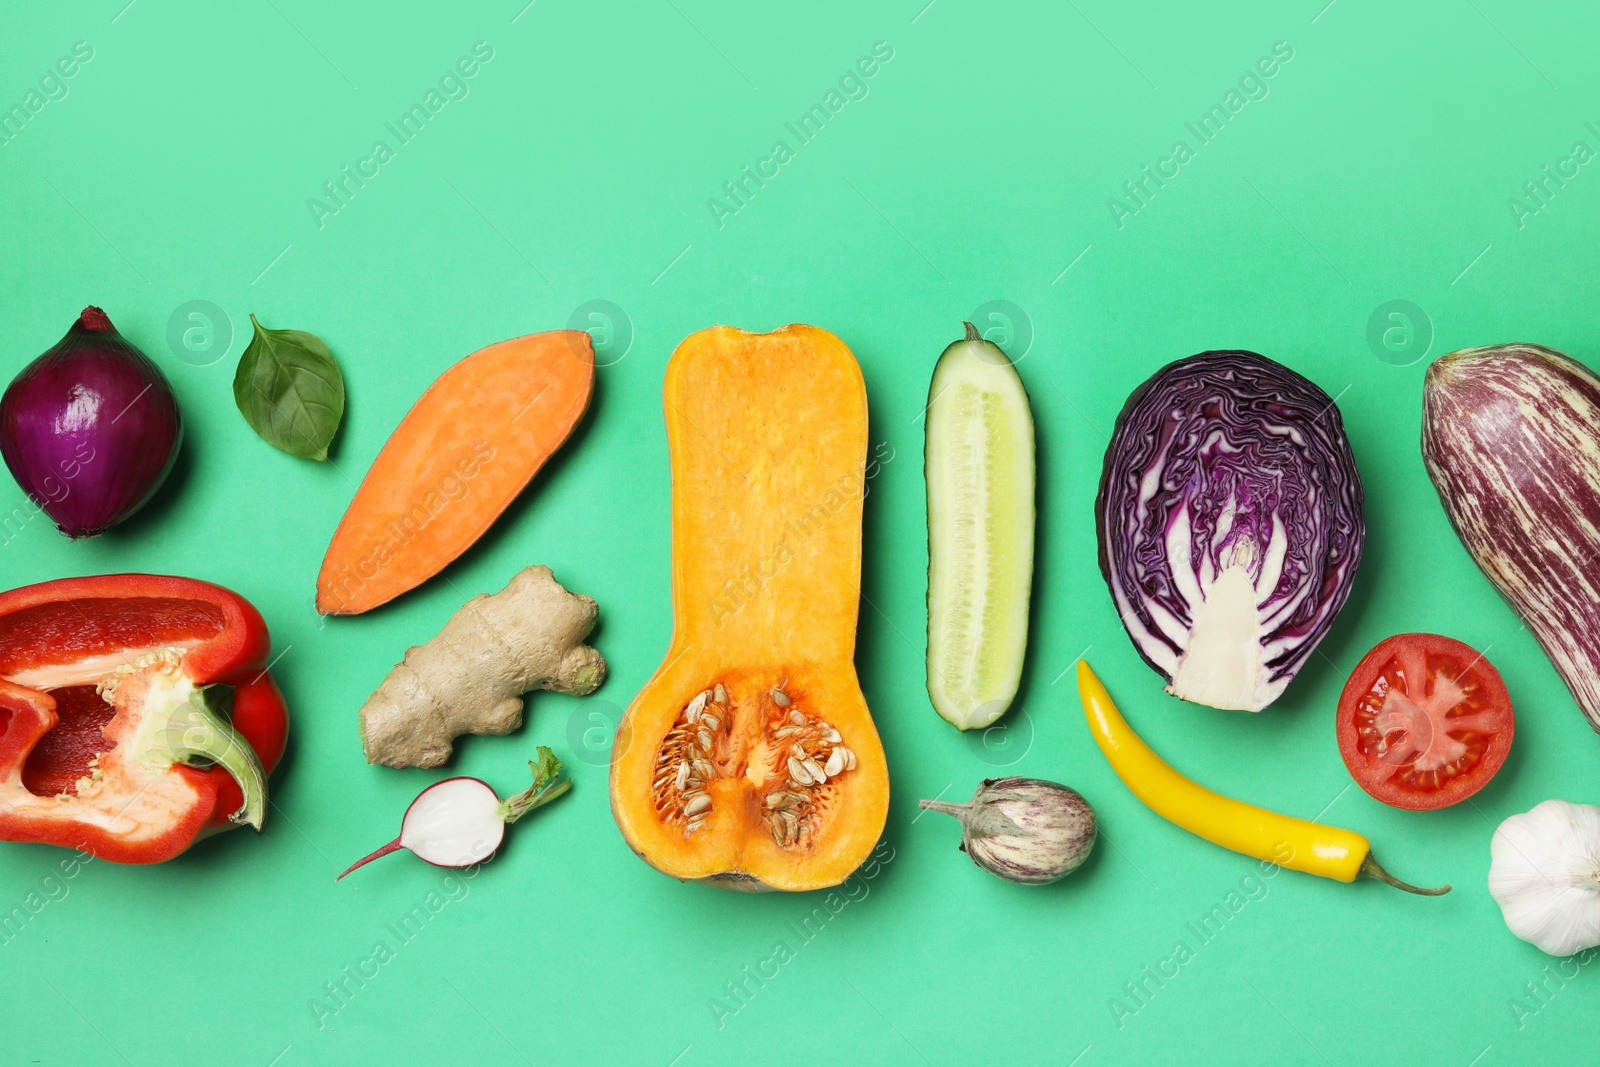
[609,325,889,892]
[317,330,593,615]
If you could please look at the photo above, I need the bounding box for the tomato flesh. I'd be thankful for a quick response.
[1335,633,1514,811]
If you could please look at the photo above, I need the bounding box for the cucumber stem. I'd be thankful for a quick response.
[963,321,981,343]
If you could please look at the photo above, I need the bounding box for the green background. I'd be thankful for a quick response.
[0,0,1594,1063]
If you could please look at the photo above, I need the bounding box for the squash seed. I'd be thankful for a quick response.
[684,794,712,817]
[765,792,787,809]
[803,759,827,784]
[685,690,709,721]
[771,687,791,707]
[773,726,800,739]
[700,713,720,731]
[788,757,812,785]
[788,710,806,727]
[675,761,691,790]
[824,749,844,777]
[714,684,727,704]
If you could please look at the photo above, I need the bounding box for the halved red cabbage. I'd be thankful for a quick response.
[1095,351,1364,711]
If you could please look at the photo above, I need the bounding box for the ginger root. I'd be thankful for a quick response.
[359,566,606,768]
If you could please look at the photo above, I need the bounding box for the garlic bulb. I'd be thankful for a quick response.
[919,777,1096,885]
[1488,799,1600,956]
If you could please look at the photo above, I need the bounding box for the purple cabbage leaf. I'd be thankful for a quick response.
[1095,350,1364,711]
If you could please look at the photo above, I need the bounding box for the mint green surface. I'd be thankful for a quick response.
[1,2,1594,1064]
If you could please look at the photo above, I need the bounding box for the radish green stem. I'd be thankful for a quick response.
[500,747,570,823]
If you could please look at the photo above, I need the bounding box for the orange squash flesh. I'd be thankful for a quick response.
[317,330,593,615]
[610,325,889,892]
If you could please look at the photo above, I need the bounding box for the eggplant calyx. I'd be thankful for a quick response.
[917,796,1026,840]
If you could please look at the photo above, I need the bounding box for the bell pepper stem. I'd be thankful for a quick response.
[161,687,269,831]
[1361,852,1451,895]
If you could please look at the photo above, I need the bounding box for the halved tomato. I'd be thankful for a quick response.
[1336,633,1514,811]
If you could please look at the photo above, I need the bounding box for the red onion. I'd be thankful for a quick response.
[0,307,183,537]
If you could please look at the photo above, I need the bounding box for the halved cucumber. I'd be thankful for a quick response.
[925,323,1036,731]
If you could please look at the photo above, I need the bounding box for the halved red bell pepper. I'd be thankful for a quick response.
[0,574,288,864]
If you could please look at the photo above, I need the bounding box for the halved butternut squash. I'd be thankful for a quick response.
[609,325,889,892]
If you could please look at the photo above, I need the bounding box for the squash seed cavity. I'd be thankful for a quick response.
[650,681,856,847]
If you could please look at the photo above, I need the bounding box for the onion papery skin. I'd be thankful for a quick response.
[0,307,183,538]
[1096,350,1365,711]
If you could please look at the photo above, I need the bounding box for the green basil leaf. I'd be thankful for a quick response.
[233,314,346,461]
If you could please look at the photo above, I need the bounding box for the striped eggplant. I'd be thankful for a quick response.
[1422,343,1600,732]
[916,777,1096,885]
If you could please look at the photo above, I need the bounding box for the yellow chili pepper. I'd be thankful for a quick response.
[1077,660,1448,895]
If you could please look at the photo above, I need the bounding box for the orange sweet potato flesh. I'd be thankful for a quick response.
[610,324,889,892]
[317,330,593,615]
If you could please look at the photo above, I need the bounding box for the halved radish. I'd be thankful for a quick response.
[338,748,570,878]
[924,323,1036,730]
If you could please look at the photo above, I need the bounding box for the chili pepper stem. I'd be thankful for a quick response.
[154,685,268,830]
[337,838,404,880]
[1361,853,1451,895]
